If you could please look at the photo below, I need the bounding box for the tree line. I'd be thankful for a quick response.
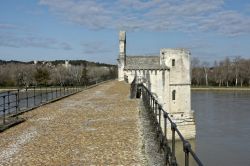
[0,60,117,87]
[191,57,250,87]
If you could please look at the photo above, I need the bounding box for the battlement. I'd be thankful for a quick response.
[160,48,191,55]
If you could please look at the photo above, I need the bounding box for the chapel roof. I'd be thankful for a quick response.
[124,56,169,70]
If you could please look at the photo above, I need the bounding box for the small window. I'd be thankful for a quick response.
[172,59,175,67]
[172,90,176,100]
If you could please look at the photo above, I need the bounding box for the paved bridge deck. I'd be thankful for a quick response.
[0,81,146,165]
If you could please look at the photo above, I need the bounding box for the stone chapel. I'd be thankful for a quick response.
[117,31,196,138]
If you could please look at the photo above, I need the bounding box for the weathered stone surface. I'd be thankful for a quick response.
[0,81,146,165]
[125,56,168,70]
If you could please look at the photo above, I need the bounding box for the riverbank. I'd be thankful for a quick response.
[192,86,250,91]
[0,88,16,92]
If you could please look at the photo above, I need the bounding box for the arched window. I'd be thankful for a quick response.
[172,59,175,67]
[172,90,176,100]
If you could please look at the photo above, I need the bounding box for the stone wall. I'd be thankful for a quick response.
[159,48,195,138]
[160,48,190,85]
[118,31,196,139]
[124,69,170,109]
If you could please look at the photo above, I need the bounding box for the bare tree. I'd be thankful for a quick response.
[232,56,241,86]
[191,57,203,86]
[202,62,209,86]
[0,60,116,87]
[221,57,232,87]
[34,66,50,85]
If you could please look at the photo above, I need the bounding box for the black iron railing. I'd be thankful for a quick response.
[130,77,137,98]
[140,84,203,166]
[0,86,81,129]
[124,75,128,83]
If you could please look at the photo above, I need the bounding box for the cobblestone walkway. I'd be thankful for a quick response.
[0,81,146,165]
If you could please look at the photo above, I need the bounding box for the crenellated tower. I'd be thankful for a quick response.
[160,48,195,138]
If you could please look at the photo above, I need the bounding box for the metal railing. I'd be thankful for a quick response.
[124,75,128,83]
[0,86,81,128]
[130,78,137,98]
[140,84,203,166]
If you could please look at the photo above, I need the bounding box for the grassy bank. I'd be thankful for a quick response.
[192,86,250,91]
[0,88,17,92]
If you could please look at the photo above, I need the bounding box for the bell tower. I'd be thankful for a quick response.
[118,31,126,81]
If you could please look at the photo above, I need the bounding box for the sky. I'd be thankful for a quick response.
[0,0,250,64]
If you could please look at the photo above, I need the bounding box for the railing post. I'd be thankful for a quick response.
[3,96,6,124]
[46,86,48,101]
[154,101,157,115]
[164,112,170,165]
[184,141,191,166]
[147,91,150,107]
[33,87,36,106]
[164,112,167,138]
[17,89,20,112]
[171,123,177,166]
[149,94,151,108]
[26,88,28,108]
[60,86,62,97]
[7,91,10,114]
[15,93,18,119]
[51,87,53,99]
[158,105,161,128]
[40,86,42,104]
[56,86,57,98]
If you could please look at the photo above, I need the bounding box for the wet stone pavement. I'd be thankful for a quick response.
[0,81,147,165]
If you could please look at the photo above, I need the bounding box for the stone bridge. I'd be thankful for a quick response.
[0,81,164,165]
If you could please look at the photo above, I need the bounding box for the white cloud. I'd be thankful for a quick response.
[198,11,250,36]
[81,41,112,54]
[39,0,112,29]
[0,33,72,50]
[39,0,250,36]
[0,22,72,50]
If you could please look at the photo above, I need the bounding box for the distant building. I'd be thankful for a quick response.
[63,60,71,68]
[117,31,195,138]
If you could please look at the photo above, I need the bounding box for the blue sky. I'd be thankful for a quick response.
[0,0,250,64]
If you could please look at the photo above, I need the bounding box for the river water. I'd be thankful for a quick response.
[191,90,250,166]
